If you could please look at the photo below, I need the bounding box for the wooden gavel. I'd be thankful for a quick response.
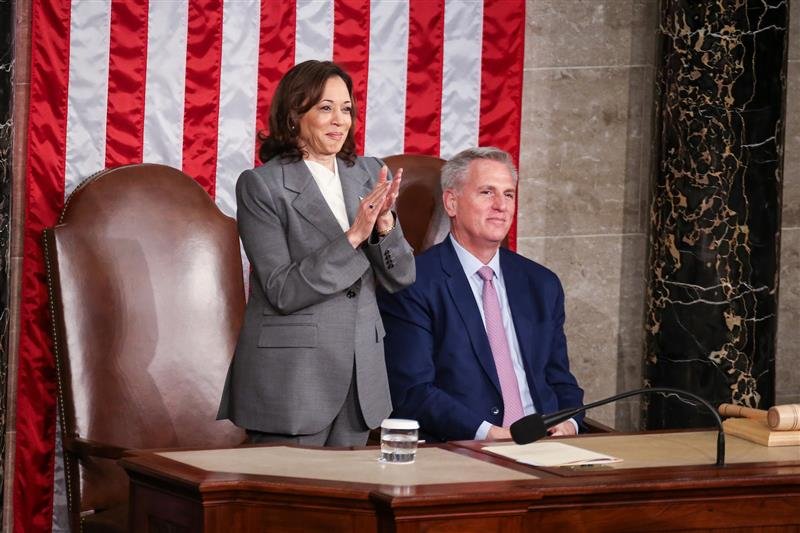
[718,403,800,431]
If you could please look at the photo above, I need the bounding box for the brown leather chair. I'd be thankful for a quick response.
[383,154,448,255]
[43,164,246,533]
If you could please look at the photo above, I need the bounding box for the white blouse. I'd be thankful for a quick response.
[304,159,350,232]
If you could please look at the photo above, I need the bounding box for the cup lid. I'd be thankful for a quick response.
[381,418,419,430]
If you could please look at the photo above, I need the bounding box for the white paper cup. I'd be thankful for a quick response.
[379,419,419,464]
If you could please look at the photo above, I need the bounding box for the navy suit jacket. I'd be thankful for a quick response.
[378,238,583,442]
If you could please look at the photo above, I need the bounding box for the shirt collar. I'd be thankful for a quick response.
[449,234,501,281]
[304,158,339,182]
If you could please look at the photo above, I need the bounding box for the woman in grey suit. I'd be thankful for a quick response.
[217,60,415,446]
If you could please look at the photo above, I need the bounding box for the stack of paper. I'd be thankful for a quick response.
[483,441,622,467]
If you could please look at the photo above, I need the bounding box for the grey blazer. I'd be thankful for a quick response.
[217,156,415,434]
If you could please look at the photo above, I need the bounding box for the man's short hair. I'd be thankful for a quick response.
[441,147,519,191]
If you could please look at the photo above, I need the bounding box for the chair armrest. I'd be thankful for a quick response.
[64,437,128,460]
[583,416,615,433]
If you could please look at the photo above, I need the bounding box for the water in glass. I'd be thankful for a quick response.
[379,419,419,464]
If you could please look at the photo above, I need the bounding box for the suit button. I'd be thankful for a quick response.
[346,290,356,298]
[491,407,500,416]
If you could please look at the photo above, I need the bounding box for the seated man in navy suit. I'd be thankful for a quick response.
[378,147,583,442]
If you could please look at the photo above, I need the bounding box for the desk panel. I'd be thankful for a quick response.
[121,431,800,532]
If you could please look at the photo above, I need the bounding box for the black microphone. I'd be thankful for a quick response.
[509,387,726,466]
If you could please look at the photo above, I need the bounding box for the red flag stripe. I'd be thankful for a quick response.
[104,0,149,167]
[16,0,72,530]
[333,0,370,155]
[182,0,223,196]
[255,0,296,165]
[404,0,445,155]
[479,0,525,249]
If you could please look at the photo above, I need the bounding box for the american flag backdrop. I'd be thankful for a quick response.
[17,1,525,530]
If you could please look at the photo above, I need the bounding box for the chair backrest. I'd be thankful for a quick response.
[383,154,448,255]
[44,164,246,525]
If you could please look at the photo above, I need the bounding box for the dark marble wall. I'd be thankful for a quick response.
[0,0,14,520]
[778,0,800,409]
[645,0,787,428]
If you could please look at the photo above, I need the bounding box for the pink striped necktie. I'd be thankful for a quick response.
[478,266,524,427]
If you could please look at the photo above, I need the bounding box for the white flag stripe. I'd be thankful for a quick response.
[215,0,261,218]
[64,0,112,196]
[364,0,409,158]
[143,0,189,169]
[295,1,334,64]
[440,0,483,159]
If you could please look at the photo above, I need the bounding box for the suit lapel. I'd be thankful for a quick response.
[283,159,346,242]
[339,158,373,225]
[440,239,502,395]
[501,250,539,403]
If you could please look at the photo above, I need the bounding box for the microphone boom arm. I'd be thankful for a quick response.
[540,387,725,466]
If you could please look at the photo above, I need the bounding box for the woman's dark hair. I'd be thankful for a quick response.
[258,60,357,166]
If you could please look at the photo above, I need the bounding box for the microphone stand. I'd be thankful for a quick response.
[512,387,726,466]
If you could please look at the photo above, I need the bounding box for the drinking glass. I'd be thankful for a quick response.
[379,419,419,464]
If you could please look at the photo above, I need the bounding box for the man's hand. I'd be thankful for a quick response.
[486,425,512,440]
[547,420,577,437]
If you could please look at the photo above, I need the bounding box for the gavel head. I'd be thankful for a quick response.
[767,404,800,431]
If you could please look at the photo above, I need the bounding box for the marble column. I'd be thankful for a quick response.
[644,0,787,428]
[0,0,14,513]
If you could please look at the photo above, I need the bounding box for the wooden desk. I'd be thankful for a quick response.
[120,431,800,532]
